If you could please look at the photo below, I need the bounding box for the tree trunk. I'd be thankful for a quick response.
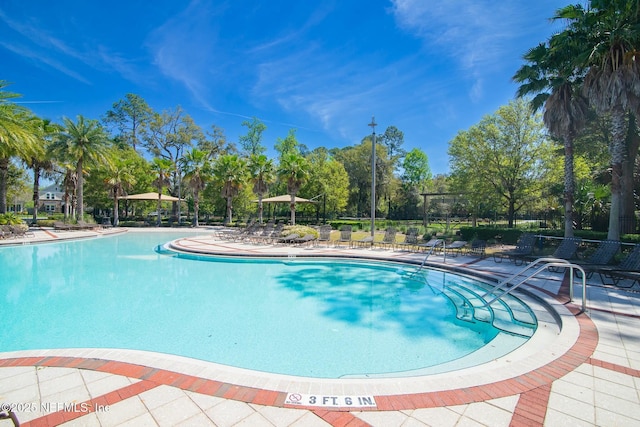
[193,192,200,227]
[621,113,639,234]
[507,196,515,228]
[113,197,119,226]
[258,194,264,224]
[608,106,626,241]
[290,194,296,225]
[0,157,8,214]
[563,134,575,238]
[32,166,41,223]
[76,159,84,221]
[225,197,233,225]
[156,192,162,227]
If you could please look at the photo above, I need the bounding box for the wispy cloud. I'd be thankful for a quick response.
[0,40,91,84]
[389,0,549,102]
[145,0,225,109]
[0,7,144,86]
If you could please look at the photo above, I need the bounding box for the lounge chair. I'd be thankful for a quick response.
[0,225,13,239]
[336,225,352,247]
[493,232,536,264]
[545,237,582,272]
[444,240,467,257]
[353,235,374,247]
[375,227,397,249]
[275,233,300,244]
[293,234,316,246]
[575,240,620,278]
[53,221,73,231]
[9,224,35,238]
[417,238,443,253]
[594,244,640,287]
[549,237,582,260]
[466,240,486,257]
[396,228,419,252]
[315,225,333,247]
[249,221,275,244]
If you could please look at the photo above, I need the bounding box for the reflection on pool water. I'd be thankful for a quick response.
[0,231,536,378]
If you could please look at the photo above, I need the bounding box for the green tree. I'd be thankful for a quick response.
[213,154,247,225]
[277,152,309,225]
[514,38,590,237]
[303,148,349,220]
[50,115,110,221]
[556,1,640,239]
[102,93,152,152]
[181,148,211,227]
[142,107,204,202]
[448,99,551,227]
[199,124,235,160]
[150,158,174,226]
[0,81,38,213]
[104,158,136,226]
[25,118,61,222]
[247,154,275,224]
[238,117,266,156]
[402,148,431,191]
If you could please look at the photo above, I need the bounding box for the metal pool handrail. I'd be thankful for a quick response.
[481,258,587,312]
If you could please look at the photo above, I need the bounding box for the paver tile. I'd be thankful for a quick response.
[204,398,256,426]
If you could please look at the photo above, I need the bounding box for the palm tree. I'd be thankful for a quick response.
[151,158,173,226]
[0,81,38,213]
[514,39,590,238]
[213,154,247,225]
[25,118,61,222]
[247,154,275,224]
[181,148,211,227]
[50,116,110,221]
[104,160,136,226]
[555,2,640,240]
[277,152,309,225]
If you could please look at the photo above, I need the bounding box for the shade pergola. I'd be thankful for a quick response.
[119,192,184,202]
[255,195,316,204]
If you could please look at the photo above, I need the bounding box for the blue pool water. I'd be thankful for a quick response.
[0,231,529,378]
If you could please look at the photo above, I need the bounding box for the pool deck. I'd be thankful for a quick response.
[1,227,639,426]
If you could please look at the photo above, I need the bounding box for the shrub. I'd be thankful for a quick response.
[281,225,319,238]
[0,213,23,225]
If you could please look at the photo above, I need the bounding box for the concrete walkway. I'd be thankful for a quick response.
[0,227,639,426]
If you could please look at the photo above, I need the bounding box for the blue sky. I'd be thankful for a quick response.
[0,0,567,175]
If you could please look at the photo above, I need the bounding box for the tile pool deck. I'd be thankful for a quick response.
[0,227,639,426]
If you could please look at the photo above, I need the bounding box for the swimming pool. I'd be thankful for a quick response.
[0,231,536,378]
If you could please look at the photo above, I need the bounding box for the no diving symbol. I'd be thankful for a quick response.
[288,393,302,403]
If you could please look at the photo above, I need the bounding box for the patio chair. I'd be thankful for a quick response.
[417,238,443,253]
[353,234,374,247]
[594,244,640,288]
[574,240,620,278]
[315,225,333,247]
[53,221,73,231]
[9,224,35,238]
[293,234,317,246]
[493,232,536,265]
[248,221,275,244]
[444,240,468,257]
[374,227,396,249]
[466,240,486,257]
[0,225,13,239]
[335,225,352,247]
[275,233,300,244]
[396,228,419,252]
[548,237,582,260]
[545,237,583,272]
